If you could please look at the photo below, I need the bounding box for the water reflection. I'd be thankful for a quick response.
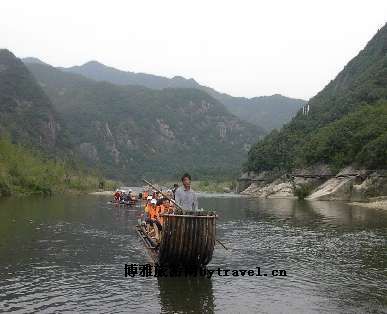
[0,195,386,313]
[200,196,387,229]
[158,276,214,314]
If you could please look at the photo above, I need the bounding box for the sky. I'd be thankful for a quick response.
[1,0,386,100]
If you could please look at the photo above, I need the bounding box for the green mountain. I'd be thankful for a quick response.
[245,23,387,173]
[60,60,201,89]
[25,62,263,181]
[0,50,116,196]
[208,92,306,131]
[50,59,305,131]
[22,57,48,66]
[0,50,68,152]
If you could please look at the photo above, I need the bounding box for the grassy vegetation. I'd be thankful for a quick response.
[293,184,314,200]
[0,136,118,197]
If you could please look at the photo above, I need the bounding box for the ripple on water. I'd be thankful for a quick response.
[1,196,386,313]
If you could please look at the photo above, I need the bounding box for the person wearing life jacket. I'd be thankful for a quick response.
[114,190,121,204]
[143,196,152,229]
[122,192,131,205]
[144,195,152,215]
[145,199,162,242]
[168,197,176,212]
[164,198,173,213]
[155,198,163,224]
[130,194,137,206]
[157,198,172,225]
[128,189,136,206]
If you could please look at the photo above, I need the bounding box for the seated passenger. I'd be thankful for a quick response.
[169,198,176,212]
[166,190,173,200]
[163,198,173,213]
[114,190,121,203]
[142,191,148,200]
[157,198,173,225]
[145,199,162,242]
[144,195,152,214]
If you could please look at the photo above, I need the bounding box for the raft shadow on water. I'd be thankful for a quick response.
[157,276,214,313]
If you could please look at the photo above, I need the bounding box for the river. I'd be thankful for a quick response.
[0,194,386,313]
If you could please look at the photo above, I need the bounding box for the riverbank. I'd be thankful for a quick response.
[89,190,115,196]
[0,137,119,197]
[350,197,387,210]
[351,201,387,210]
[239,167,387,202]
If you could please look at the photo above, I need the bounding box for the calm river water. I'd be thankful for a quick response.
[0,194,386,313]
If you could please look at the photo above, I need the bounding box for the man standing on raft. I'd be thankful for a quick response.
[174,173,198,211]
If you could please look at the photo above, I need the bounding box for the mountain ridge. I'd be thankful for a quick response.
[23,57,306,131]
[25,61,263,181]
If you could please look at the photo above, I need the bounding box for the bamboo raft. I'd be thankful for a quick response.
[108,199,139,207]
[136,211,216,267]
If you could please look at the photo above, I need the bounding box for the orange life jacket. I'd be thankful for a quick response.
[114,191,120,201]
[154,205,160,220]
[161,204,172,224]
[149,204,158,220]
[154,205,163,224]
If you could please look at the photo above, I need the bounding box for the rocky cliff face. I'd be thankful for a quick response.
[239,167,387,201]
[307,168,387,201]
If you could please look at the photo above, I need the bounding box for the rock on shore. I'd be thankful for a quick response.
[240,178,295,198]
[239,167,387,202]
[350,198,387,210]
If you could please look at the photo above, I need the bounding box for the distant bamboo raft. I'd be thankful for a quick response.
[137,211,217,267]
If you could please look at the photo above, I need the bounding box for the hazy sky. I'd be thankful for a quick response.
[1,0,386,100]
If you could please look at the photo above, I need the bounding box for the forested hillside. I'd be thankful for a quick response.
[245,23,387,172]
[26,62,263,181]
[211,93,306,130]
[0,50,116,196]
[0,50,69,152]
[43,59,305,131]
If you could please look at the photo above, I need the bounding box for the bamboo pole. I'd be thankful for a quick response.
[216,239,228,250]
[142,178,186,213]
